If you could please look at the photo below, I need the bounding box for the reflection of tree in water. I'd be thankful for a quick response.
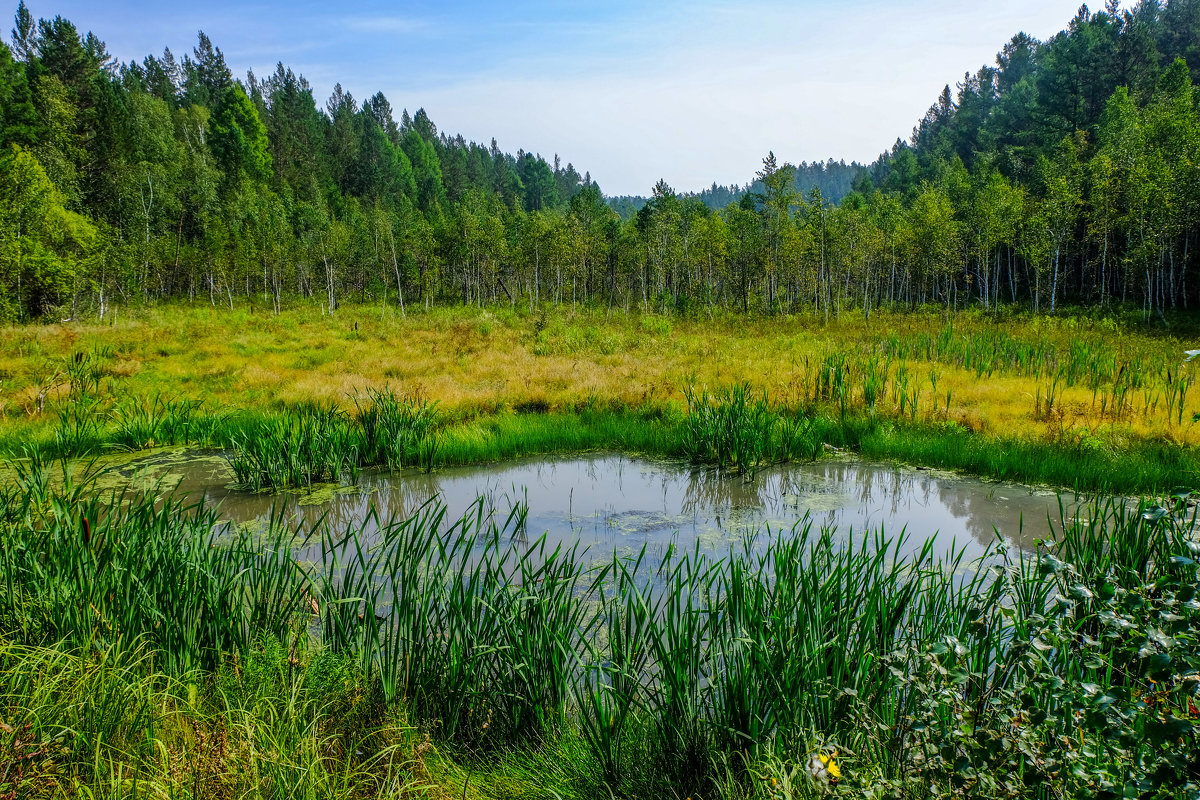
[678,467,776,518]
[157,452,1083,574]
[932,480,997,547]
[931,478,1075,549]
[753,461,1031,557]
[784,460,1059,552]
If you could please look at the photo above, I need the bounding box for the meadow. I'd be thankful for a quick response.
[1,303,1199,799]
[1,302,1199,492]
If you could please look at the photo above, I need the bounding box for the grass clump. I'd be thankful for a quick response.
[0,451,309,672]
[228,401,363,490]
[111,393,211,450]
[227,390,440,490]
[682,383,820,475]
[0,634,433,799]
[354,386,440,470]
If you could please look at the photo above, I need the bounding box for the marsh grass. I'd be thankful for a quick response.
[2,304,1199,494]
[4,452,1196,798]
[0,633,431,800]
[111,393,210,450]
[4,305,1199,442]
[0,450,309,671]
[228,402,363,489]
[682,384,821,476]
[354,386,439,470]
[2,303,1199,797]
[227,390,447,489]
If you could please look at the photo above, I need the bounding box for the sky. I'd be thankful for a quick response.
[23,0,1102,195]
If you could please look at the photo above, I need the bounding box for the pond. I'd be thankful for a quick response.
[110,450,1084,567]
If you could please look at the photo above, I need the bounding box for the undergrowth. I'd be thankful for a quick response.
[1,454,1197,798]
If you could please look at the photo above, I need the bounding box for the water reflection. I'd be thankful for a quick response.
[113,451,1083,566]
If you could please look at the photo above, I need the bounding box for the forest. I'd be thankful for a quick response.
[2,2,1200,322]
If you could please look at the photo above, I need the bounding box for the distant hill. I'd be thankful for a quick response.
[608,159,865,219]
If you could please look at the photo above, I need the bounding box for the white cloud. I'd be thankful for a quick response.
[379,0,1089,195]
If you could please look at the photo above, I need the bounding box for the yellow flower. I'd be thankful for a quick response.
[807,750,841,788]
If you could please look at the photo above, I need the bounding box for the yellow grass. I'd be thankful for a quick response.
[1,302,1197,449]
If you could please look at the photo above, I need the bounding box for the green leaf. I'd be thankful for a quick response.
[1145,652,1173,679]
[1040,554,1069,575]
[1146,715,1192,746]
[1142,505,1169,523]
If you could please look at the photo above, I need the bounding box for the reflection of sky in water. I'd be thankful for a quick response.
[114,451,1084,567]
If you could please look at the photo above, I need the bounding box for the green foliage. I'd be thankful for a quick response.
[1,5,1199,320]
[682,383,809,476]
[228,401,362,489]
[226,389,442,489]
[0,451,308,672]
[352,386,439,470]
[210,83,272,181]
[3,451,1198,797]
[0,144,96,319]
[0,40,38,147]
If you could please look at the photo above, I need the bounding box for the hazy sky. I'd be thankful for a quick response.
[25,1,1098,195]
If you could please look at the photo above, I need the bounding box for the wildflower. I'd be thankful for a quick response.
[807,750,841,788]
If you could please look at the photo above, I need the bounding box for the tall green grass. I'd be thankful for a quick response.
[0,450,309,671]
[2,453,1195,797]
[0,633,428,799]
[111,393,213,450]
[683,383,769,474]
[227,390,440,489]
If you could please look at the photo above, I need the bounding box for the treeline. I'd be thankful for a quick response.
[1,2,1199,321]
[856,0,1200,317]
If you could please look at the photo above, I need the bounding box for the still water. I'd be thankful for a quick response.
[112,450,1082,565]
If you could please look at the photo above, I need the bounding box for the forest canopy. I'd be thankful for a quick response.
[1,1,1199,320]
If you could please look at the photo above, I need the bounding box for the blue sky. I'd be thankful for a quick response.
[25,1,1099,195]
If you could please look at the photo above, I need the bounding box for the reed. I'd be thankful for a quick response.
[682,384,777,475]
[2,451,1197,797]
[0,633,428,799]
[227,390,443,489]
[353,386,439,470]
[227,401,362,489]
[111,393,210,450]
[1,450,309,672]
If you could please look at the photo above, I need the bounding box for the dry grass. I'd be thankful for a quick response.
[0,302,1197,448]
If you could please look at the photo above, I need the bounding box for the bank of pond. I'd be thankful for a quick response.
[0,438,1197,799]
